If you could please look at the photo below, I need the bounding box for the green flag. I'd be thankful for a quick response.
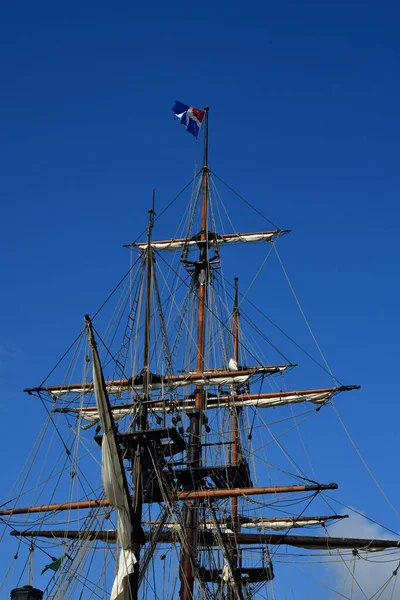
[41,556,63,575]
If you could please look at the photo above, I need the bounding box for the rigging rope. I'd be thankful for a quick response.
[274,246,340,386]
[210,171,281,230]
[272,244,400,528]
[330,401,400,521]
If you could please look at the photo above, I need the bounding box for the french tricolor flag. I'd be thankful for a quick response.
[172,101,205,138]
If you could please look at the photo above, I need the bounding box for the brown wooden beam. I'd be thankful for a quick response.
[0,499,107,516]
[0,483,337,517]
[52,384,358,415]
[176,483,337,500]
[11,529,400,551]
[25,365,289,395]
[125,230,289,250]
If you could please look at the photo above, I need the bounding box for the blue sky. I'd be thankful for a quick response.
[1,0,400,597]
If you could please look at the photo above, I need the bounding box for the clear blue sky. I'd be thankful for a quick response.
[0,1,399,598]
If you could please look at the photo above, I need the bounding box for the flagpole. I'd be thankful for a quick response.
[203,106,209,169]
[179,105,210,600]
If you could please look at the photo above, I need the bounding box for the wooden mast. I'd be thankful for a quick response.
[228,277,242,600]
[129,198,155,600]
[231,279,240,523]
[179,107,210,600]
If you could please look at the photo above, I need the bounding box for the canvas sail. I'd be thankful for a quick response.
[91,333,137,600]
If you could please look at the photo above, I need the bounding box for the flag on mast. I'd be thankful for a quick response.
[172,101,205,138]
[41,555,64,575]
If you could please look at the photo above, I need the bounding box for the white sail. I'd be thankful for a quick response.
[235,518,338,530]
[92,342,137,600]
[64,386,355,424]
[132,230,285,252]
[201,388,340,410]
[43,365,290,397]
[144,516,344,532]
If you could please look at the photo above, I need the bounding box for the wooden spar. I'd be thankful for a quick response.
[143,514,348,529]
[177,483,338,500]
[8,514,346,538]
[0,499,109,515]
[52,385,359,421]
[11,529,400,551]
[231,278,240,524]
[125,229,290,250]
[150,385,360,411]
[129,201,155,600]
[180,106,210,600]
[24,365,291,395]
[233,278,240,372]
[0,483,338,517]
[232,279,240,521]
[230,277,241,600]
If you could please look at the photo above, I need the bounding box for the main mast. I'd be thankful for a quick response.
[129,200,155,600]
[228,277,242,600]
[179,107,209,600]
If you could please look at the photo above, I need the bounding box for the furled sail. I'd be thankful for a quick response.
[89,320,136,600]
[31,364,292,397]
[143,515,348,532]
[60,385,358,424]
[129,230,288,252]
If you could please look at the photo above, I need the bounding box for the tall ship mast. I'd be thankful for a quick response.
[1,105,399,600]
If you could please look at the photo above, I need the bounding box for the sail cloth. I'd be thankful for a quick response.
[110,550,137,600]
[101,436,132,549]
[74,387,350,424]
[143,516,343,532]
[221,560,235,585]
[91,343,137,600]
[44,365,290,398]
[133,231,282,252]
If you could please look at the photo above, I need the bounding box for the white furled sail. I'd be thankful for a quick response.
[39,364,291,397]
[143,515,347,532]
[221,559,235,585]
[64,385,357,424]
[130,230,287,252]
[91,326,137,600]
[234,517,343,530]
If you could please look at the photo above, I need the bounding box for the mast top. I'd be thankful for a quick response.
[234,277,239,314]
[203,106,209,170]
[147,189,155,241]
